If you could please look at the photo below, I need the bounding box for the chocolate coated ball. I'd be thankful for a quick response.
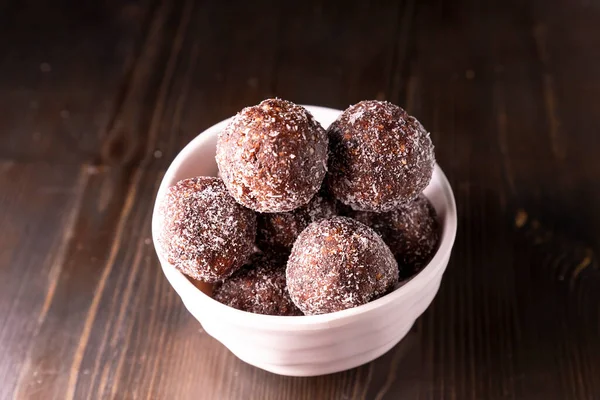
[287,216,398,315]
[157,177,256,283]
[217,98,328,212]
[327,100,434,212]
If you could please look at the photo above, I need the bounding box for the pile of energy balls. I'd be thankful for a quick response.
[157,99,440,316]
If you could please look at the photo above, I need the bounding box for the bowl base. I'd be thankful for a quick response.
[228,320,415,377]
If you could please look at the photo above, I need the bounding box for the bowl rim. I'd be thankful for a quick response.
[152,105,457,330]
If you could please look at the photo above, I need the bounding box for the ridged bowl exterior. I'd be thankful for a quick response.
[152,106,457,377]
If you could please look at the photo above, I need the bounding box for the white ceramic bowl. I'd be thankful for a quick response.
[152,105,457,377]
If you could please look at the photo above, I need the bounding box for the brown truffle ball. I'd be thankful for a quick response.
[326,100,434,212]
[257,192,337,254]
[350,194,440,279]
[213,254,303,316]
[157,177,256,283]
[286,217,398,315]
[216,98,328,213]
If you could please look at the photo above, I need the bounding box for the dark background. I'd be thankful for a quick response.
[1,0,599,399]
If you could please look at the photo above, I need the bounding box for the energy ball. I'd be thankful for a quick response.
[326,100,435,212]
[351,194,440,279]
[256,192,337,254]
[216,98,328,213]
[287,216,398,315]
[157,177,256,283]
[213,254,303,316]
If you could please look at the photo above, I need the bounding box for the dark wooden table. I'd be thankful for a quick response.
[2,0,600,399]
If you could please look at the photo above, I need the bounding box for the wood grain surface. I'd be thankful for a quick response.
[1,0,599,399]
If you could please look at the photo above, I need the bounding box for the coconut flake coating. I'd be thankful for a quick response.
[350,194,440,279]
[213,254,303,316]
[326,100,435,212]
[286,216,398,315]
[157,177,256,283]
[257,192,337,254]
[216,98,328,213]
